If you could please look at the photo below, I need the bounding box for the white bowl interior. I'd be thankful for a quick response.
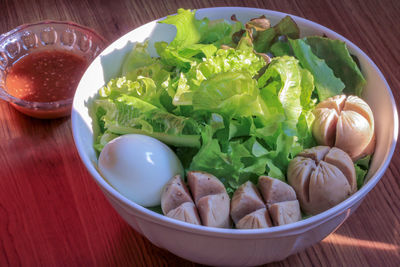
[71,6,398,255]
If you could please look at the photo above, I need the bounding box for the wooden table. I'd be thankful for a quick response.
[1,0,399,266]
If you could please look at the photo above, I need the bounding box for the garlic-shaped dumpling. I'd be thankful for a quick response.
[287,146,357,215]
[312,95,375,161]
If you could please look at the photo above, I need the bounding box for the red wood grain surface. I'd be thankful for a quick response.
[0,0,399,266]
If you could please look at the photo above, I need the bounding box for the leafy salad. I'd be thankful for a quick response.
[90,9,368,195]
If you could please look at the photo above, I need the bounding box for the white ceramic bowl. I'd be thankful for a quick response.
[71,7,398,266]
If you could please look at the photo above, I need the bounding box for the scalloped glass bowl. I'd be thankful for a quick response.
[71,7,398,266]
[0,21,107,119]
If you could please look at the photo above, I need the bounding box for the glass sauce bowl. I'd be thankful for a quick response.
[0,21,107,119]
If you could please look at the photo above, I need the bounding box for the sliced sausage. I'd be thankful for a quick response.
[187,171,231,228]
[230,181,266,224]
[258,176,297,205]
[196,192,231,228]
[161,175,201,225]
[236,208,272,229]
[166,202,201,225]
[161,175,194,214]
[187,171,226,203]
[268,200,301,226]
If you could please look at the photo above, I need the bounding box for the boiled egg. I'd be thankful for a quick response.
[98,134,184,207]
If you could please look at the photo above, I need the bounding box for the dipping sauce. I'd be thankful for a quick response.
[5,50,88,119]
[6,50,87,102]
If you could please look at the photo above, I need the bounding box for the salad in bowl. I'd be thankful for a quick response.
[72,7,397,265]
[90,8,372,224]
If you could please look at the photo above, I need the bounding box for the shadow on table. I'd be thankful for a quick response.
[1,106,69,138]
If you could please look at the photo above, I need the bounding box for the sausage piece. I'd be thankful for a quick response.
[166,202,201,225]
[161,175,194,214]
[196,193,230,228]
[230,181,266,224]
[236,208,272,229]
[161,175,201,225]
[187,171,226,203]
[258,176,297,205]
[187,171,230,228]
[268,200,302,226]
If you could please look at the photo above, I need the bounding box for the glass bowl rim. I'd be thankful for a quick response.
[0,20,108,110]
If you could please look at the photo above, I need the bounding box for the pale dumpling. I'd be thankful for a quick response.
[312,95,375,161]
[287,146,357,215]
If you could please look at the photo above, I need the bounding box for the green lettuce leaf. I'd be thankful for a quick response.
[189,126,285,194]
[172,48,266,106]
[100,76,167,109]
[258,56,305,136]
[289,38,345,101]
[200,19,243,46]
[93,96,201,149]
[159,8,203,48]
[155,42,198,70]
[355,155,371,189]
[188,125,238,194]
[192,71,262,117]
[156,9,245,70]
[256,56,316,173]
[121,41,157,76]
[304,36,366,96]
[270,39,293,57]
[178,43,217,59]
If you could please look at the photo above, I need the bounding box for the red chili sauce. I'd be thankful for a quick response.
[5,50,87,118]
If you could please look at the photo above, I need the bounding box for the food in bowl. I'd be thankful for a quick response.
[161,170,303,228]
[187,171,231,228]
[90,8,375,224]
[98,134,184,207]
[161,174,201,225]
[288,146,356,215]
[6,50,87,104]
[312,94,375,160]
[0,21,106,119]
[230,181,271,229]
[232,177,302,228]
[72,7,397,266]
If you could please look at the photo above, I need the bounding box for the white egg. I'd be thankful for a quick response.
[98,134,184,207]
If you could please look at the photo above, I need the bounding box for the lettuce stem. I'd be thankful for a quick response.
[107,125,201,148]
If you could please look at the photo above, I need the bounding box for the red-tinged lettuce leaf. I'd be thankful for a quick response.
[253,16,299,53]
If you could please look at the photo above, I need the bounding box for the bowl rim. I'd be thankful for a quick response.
[72,6,399,238]
[0,20,108,110]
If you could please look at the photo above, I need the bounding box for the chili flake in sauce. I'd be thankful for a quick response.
[6,50,88,102]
